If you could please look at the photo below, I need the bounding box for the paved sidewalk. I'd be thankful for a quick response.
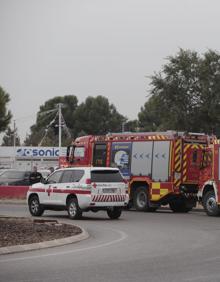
[0,199,26,205]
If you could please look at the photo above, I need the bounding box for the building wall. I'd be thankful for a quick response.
[0,146,67,170]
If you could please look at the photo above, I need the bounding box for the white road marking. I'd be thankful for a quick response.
[184,274,220,281]
[203,256,220,262]
[0,227,128,263]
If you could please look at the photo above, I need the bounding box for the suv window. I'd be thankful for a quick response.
[91,170,123,182]
[59,170,84,183]
[60,170,74,183]
[73,170,84,182]
[47,170,63,184]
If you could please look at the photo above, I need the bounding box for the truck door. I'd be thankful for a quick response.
[183,144,203,183]
[131,141,153,177]
[93,143,107,167]
[152,141,170,182]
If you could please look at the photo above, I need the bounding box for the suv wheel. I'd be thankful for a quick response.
[107,207,122,219]
[29,195,44,216]
[67,198,82,219]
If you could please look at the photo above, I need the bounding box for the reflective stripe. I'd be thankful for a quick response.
[92,194,126,202]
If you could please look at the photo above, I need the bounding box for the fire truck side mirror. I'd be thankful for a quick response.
[66,145,76,163]
[66,146,70,162]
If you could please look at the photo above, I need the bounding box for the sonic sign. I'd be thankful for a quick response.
[16,147,60,158]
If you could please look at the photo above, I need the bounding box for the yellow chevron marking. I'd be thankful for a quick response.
[183,154,187,161]
[175,155,180,162]
[175,162,181,170]
[174,179,181,186]
[184,144,191,149]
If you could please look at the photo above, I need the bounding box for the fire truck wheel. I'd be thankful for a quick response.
[67,198,82,219]
[203,191,220,216]
[169,198,192,213]
[134,187,157,212]
[107,207,122,219]
[28,195,44,217]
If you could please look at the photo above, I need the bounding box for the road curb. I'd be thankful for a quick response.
[0,225,89,255]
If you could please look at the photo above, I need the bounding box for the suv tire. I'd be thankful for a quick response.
[107,207,122,219]
[29,195,44,217]
[67,198,82,219]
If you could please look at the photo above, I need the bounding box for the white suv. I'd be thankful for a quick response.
[27,167,129,219]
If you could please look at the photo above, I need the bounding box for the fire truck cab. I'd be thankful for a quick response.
[62,131,212,213]
[198,143,220,216]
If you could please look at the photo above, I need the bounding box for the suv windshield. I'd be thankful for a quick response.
[91,170,123,182]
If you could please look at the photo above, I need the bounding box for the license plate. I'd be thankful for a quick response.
[103,188,117,193]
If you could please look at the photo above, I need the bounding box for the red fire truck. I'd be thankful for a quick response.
[60,131,213,213]
[197,142,220,216]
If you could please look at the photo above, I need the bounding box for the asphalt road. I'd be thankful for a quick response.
[1,204,220,282]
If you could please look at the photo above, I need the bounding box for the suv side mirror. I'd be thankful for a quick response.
[41,178,48,184]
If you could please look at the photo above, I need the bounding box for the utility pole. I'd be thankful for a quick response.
[13,120,16,169]
[122,121,125,133]
[13,120,16,147]
[58,103,63,153]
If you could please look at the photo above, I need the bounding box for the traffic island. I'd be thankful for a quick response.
[0,217,89,255]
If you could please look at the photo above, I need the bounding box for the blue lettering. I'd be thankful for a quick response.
[39,150,45,156]
[33,149,38,157]
[45,149,52,157]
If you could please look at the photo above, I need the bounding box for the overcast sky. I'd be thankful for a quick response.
[0,0,219,142]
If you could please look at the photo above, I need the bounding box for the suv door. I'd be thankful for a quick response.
[42,170,63,204]
[48,169,85,205]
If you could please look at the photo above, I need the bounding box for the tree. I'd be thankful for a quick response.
[73,96,126,136]
[1,127,20,146]
[123,120,139,132]
[24,95,78,146]
[0,86,12,133]
[139,49,220,135]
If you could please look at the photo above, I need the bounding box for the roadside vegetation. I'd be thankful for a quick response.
[1,48,220,146]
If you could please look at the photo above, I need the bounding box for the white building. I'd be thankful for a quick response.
[0,146,67,170]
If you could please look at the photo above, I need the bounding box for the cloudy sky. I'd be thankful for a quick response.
[0,0,219,141]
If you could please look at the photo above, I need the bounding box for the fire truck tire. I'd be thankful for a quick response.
[203,191,220,216]
[169,198,192,213]
[67,198,82,219]
[28,195,44,217]
[107,207,122,219]
[134,187,157,212]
